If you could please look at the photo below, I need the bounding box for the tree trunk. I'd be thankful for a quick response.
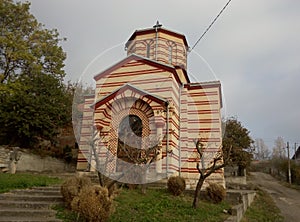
[192,176,205,208]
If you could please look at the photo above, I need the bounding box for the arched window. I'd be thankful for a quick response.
[118,115,142,140]
[117,115,143,171]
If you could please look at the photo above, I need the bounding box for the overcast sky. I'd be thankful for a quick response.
[21,0,300,153]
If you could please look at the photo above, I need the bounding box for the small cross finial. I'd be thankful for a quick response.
[153,21,162,29]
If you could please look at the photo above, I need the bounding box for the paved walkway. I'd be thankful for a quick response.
[249,172,300,222]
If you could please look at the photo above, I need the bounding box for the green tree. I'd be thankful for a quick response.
[0,0,66,83]
[0,0,71,147]
[0,74,73,146]
[222,117,254,174]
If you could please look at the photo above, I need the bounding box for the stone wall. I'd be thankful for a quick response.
[0,147,10,172]
[224,190,256,222]
[0,146,75,173]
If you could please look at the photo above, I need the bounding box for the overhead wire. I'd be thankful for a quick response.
[189,0,233,53]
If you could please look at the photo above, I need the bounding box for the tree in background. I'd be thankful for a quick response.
[0,75,73,146]
[272,136,286,159]
[0,0,71,147]
[222,117,254,175]
[0,0,66,83]
[254,138,271,160]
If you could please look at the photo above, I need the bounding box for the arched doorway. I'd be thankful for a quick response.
[116,115,143,172]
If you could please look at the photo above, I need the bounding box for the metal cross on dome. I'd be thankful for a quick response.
[153,21,162,29]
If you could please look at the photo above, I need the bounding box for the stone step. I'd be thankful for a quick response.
[12,189,61,196]
[30,186,61,191]
[0,216,61,222]
[0,186,63,222]
[0,200,63,209]
[0,194,63,202]
[0,208,56,217]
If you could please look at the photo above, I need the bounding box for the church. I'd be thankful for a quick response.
[76,23,224,189]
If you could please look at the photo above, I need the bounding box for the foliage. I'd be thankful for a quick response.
[222,117,254,172]
[241,189,284,222]
[291,165,300,185]
[276,159,300,185]
[205,182,226,204]
[0,0,66,83]
[167,176,186,196]
[0,0,71,147]
[0,75,73,147]
[71,185,115,222]
[0,173,61,193]
[60,176,92,208]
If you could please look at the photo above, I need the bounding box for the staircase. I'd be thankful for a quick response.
[0,186,63,222]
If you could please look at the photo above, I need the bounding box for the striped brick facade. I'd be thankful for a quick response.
[76,25,224,189]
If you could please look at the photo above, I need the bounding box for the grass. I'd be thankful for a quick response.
[0,173,62,193]
[55,188,231,222]
[241,189,284,222]
[52,204,81,222]
[110,188,230,222]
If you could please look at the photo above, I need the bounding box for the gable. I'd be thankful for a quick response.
[94,83,168,110]
[93,54,189,86]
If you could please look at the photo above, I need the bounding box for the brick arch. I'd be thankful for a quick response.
[107,98,155,172]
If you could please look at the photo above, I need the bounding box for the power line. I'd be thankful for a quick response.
[189,0,233,52]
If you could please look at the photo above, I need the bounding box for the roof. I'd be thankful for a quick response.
[125,26,189,48]
[292,146,300,160]
[93,53,190,84]
[184,81,223,108]
[93,83,168,109]
[184,80,221,89]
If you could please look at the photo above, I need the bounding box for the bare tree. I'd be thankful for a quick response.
[273,136,286,159]
[255,138,271,160]
[192,139,231,208]
[89,126,121,195]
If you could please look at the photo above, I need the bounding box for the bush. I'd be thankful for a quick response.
[206,183,226,204]
[60,176,92,208]
[71,185,114,222]
[167,176,186,196]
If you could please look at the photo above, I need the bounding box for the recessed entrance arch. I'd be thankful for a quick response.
[117,115,143,172]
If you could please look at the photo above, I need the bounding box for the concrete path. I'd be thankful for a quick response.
[249,172,300,222]
[0,186,63,222]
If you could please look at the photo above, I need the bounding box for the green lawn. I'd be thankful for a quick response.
[55,188,231,222]
[0,173,286,221]
[0,173,62,193]
[110,188,230,222]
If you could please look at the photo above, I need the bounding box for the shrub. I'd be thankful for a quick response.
[60,176,92,208]
[206,182,226,204]
[71,185,114,222]
[167,176,186,196]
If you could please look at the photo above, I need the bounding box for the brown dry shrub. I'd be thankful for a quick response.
[206,182,226,203]
[167,176,186,196]
[71,185,114,222]
[60,176,92,208]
